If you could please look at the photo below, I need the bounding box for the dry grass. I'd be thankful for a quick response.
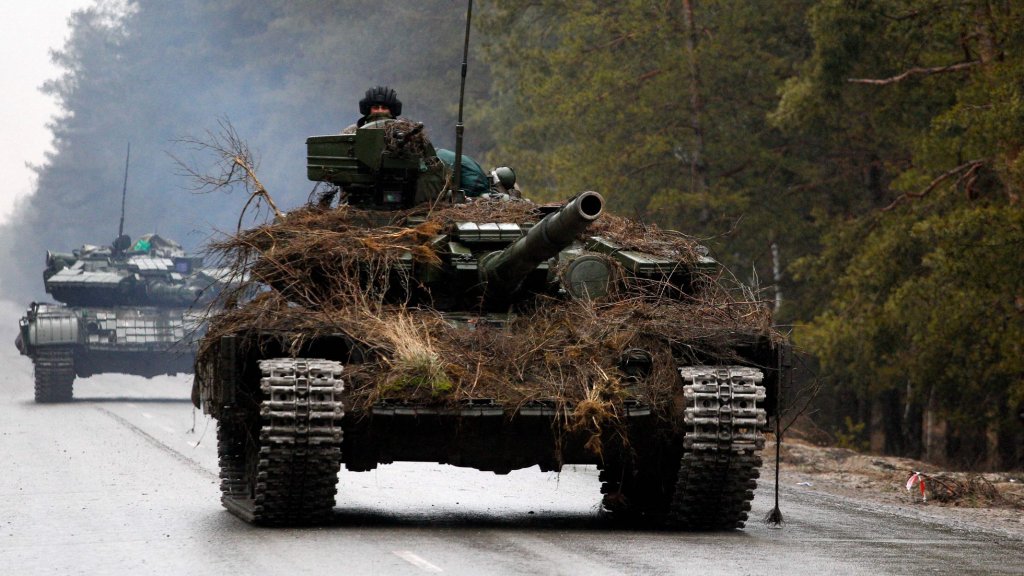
[196,200,782,447]
[921,473,1014,507]
[774,438,1024,511]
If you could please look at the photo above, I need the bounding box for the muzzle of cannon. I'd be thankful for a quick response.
[479,191,604,296]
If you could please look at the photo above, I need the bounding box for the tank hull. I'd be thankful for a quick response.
[201,327,788,528]
[18,302,199,402]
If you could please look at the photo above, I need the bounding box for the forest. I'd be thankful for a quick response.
[3,0,1021,469]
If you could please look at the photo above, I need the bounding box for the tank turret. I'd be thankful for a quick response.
[42,233,217,308]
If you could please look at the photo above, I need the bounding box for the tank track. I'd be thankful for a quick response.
[33,347,76,403]
[217,358,345,525]
[599,365,766,530]
[670,366,766,529]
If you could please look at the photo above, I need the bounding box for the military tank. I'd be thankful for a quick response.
[17,233,226,402]
[193,119,791,529]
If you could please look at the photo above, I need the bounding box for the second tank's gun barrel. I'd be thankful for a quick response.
[479,191,604,294]
[147,280,204,307]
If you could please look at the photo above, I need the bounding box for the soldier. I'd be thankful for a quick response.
[436,149,523,199]
[341,85,402,134]
[334,85,449,206]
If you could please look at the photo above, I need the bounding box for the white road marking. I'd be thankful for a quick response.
[392,551,443,573]
[141,412,154,419]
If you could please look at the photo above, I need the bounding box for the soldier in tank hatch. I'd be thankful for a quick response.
[329,85,450,206]
[341,85,402,134]
[335,85,519,204]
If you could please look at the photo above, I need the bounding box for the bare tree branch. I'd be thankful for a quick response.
[636,69,662,82]
[881,159,986,212]
[171,118,283,230]
[848,60,982,85]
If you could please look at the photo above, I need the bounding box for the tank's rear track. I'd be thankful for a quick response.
[600,366,767,529]
[218,358,345,525]
[34,347,76,403]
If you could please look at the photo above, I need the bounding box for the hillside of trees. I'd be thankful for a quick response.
[5,0,1021,468]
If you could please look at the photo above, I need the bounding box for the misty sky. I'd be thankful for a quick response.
[0,1,486,301]
[0,1,91,224]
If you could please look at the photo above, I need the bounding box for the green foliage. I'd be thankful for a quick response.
[382,370,454,399]
[782,0,1024,457]
[835,417,869,452]
[477,0,815,288]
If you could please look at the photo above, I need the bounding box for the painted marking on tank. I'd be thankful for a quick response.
[392,551,443,573]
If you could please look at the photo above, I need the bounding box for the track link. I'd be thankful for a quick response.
[599,365,767,529]
[669,366,766,529]
[217,358,345,525]
[33,347,76,403]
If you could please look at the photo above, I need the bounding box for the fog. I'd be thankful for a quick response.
[1,0,488,301]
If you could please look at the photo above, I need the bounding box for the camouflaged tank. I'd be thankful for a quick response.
[17,233,226,402]
[193,119,791,529]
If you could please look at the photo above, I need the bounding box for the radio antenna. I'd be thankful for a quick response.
[452,0,473,203]
[118,142,130,239]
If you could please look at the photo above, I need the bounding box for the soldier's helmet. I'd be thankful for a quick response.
[359,85,402,116]
[492,166,516,189]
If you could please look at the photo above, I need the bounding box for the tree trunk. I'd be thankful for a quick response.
[923,387,948,465]
[680,0,710,223]
[771,240,783,314]
[869,396,886,453]
[985,416,1000,470]
[901,381,923,459]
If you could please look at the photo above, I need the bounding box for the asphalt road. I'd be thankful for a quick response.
[1,302,1021,575]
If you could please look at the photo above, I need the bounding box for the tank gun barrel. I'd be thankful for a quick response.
[147,280,204,307]
[479,191,604,295]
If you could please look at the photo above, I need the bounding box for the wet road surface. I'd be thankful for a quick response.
[1,304,1021,575]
